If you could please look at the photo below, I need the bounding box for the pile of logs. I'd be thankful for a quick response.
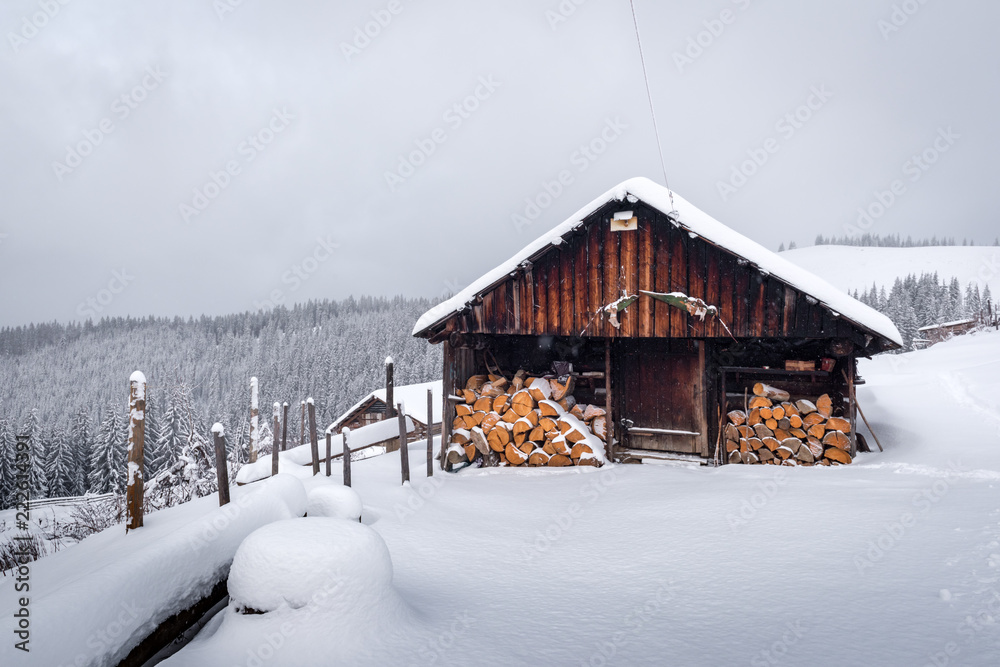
[724,383,853,466]
[447,370,607,468]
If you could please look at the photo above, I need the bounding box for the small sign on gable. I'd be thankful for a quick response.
[611,210,637,231]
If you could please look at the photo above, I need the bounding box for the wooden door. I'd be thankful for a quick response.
[618,339,709,456]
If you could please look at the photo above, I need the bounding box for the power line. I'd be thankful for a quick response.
[628,0,675,212]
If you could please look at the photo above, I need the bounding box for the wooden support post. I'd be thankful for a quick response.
[325,430,332,477]
[126,371,146,532]
[300,400,306,446]
[604,339,615,461]
[271,402,280,477]
[397,403,409,485]
[441,343,453,472]
[307,399,319,476]
[342,427,352,487]
[846,360,858,457]
[385,357,395,418]
[248,377,259,464]
[427,388,434,477]
[212,424,230,506]
[280,402,289,451]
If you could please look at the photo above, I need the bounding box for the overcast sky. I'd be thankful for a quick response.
[1,0,997,328]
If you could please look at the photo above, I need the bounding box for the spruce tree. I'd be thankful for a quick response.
[0,418,14,508]
[45,427,74,498]
[90,404,125,494]
[70,408,92,495]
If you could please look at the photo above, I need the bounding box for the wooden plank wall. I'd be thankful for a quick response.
[462,204,864,342]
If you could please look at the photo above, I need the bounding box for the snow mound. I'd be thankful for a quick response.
[306,485,363,521]
[228,518,395,614]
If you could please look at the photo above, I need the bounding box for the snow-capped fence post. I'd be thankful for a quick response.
[325,429,332,477]
[300,400,306,446]
[427,388,434,477]
[342,427,352,487]
[271,402,281,477]
[385,357,395,418]
[212,423,230,506]
[281,402,289,451]
[397,402,409,484]
[126,370,146,532]
[249,377,259,464]
[307,398,320,476]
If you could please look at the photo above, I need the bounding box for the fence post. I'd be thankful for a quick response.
[343,427,352,487]
[427,388,434,478]
[249,377,259,463]
[300,400,306,446]
[325,429,332,478]
[398,402,409,485]
[385,357,395,418]
[271,402,280,477]
[281,402,289,451]
[307,399,320,476]
[126,371,146,532]
[212,424,230,506]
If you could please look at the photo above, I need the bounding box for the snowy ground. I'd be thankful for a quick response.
[163,329,1000,666]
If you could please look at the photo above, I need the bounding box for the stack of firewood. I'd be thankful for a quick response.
[724,383,853,466]
[447,370,607,468]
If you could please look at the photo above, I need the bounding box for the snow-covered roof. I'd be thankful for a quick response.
[917,319,976,332]
[413,177,902,347]
[330,379,442,431]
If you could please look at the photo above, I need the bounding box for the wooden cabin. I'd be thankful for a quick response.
[330,380,442,451]
[413,178,901,468]
[915,319,978,348]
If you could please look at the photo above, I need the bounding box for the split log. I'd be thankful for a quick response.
[505,442,528,465]
[790,428,808,440]
[764,418,779,431]
[540,417,558,432]
[749,396,772,410]
[592,416,607,441]
[570,442,596,462]
[489,375,509,392]
[788,414,803,429]
[753,383,791,402]
[570,404,586,420]
[724,424,740,442]
[583,404,606,421]
[447,448,468,465]
[462,443,478,462]
[550,376,575,401]
[729,450,743,464]
[518,441,534,455]
[771,405,786,421]
[512,418,533,439]
[747,408,763,427]
[796,446,815,464]
[473,396,493,413]
[487,427,509,451]
[744,451,760,465]
[512,369,527,392]
[822,430,850,450]
[551,436,571,457]
[466,375,489,392]
[816,394,833,418]
[753,424,774,440]
[481,412,501,433]
[781,402,799,417]
[528,450,552,466]
[737,425,755,439]
[795,399,817,415]
[802,413,826,427]
[529,426,546,442]
[727,410,747,426]
[760,407,773,420]
[773,428,791,442]
[452,416,465,430]
[739,439,749,453]
[548,454,573,467]
[539,400,562,417]
[462,389,478,404]
[758,448,775,463]
[825,417,851,433]
[727,440,741,453]
[825,447,852,464]
[781,437,803,455]
[492,395,510,414]
[456,403,473,416]
[470,428,490,456]
[557,395,577,412]
[451,430,470,445]
[762,437,781,452]
[542,442,557,456]
[807,424,826,441]
[806,436,824,459]
[775,446,794,460]
[502,409,520,424]
[527,378,552,402]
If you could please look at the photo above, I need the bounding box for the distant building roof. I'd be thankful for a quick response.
[330,379,442,431]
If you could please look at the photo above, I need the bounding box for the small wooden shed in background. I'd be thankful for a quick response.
[330,380,442,451]
[413,177,901,468]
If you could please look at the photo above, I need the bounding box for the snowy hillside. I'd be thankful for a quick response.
[152,330,1000,666]
[781,245,1000,296]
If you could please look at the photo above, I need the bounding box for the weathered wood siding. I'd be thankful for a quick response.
[460,203,863,342]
